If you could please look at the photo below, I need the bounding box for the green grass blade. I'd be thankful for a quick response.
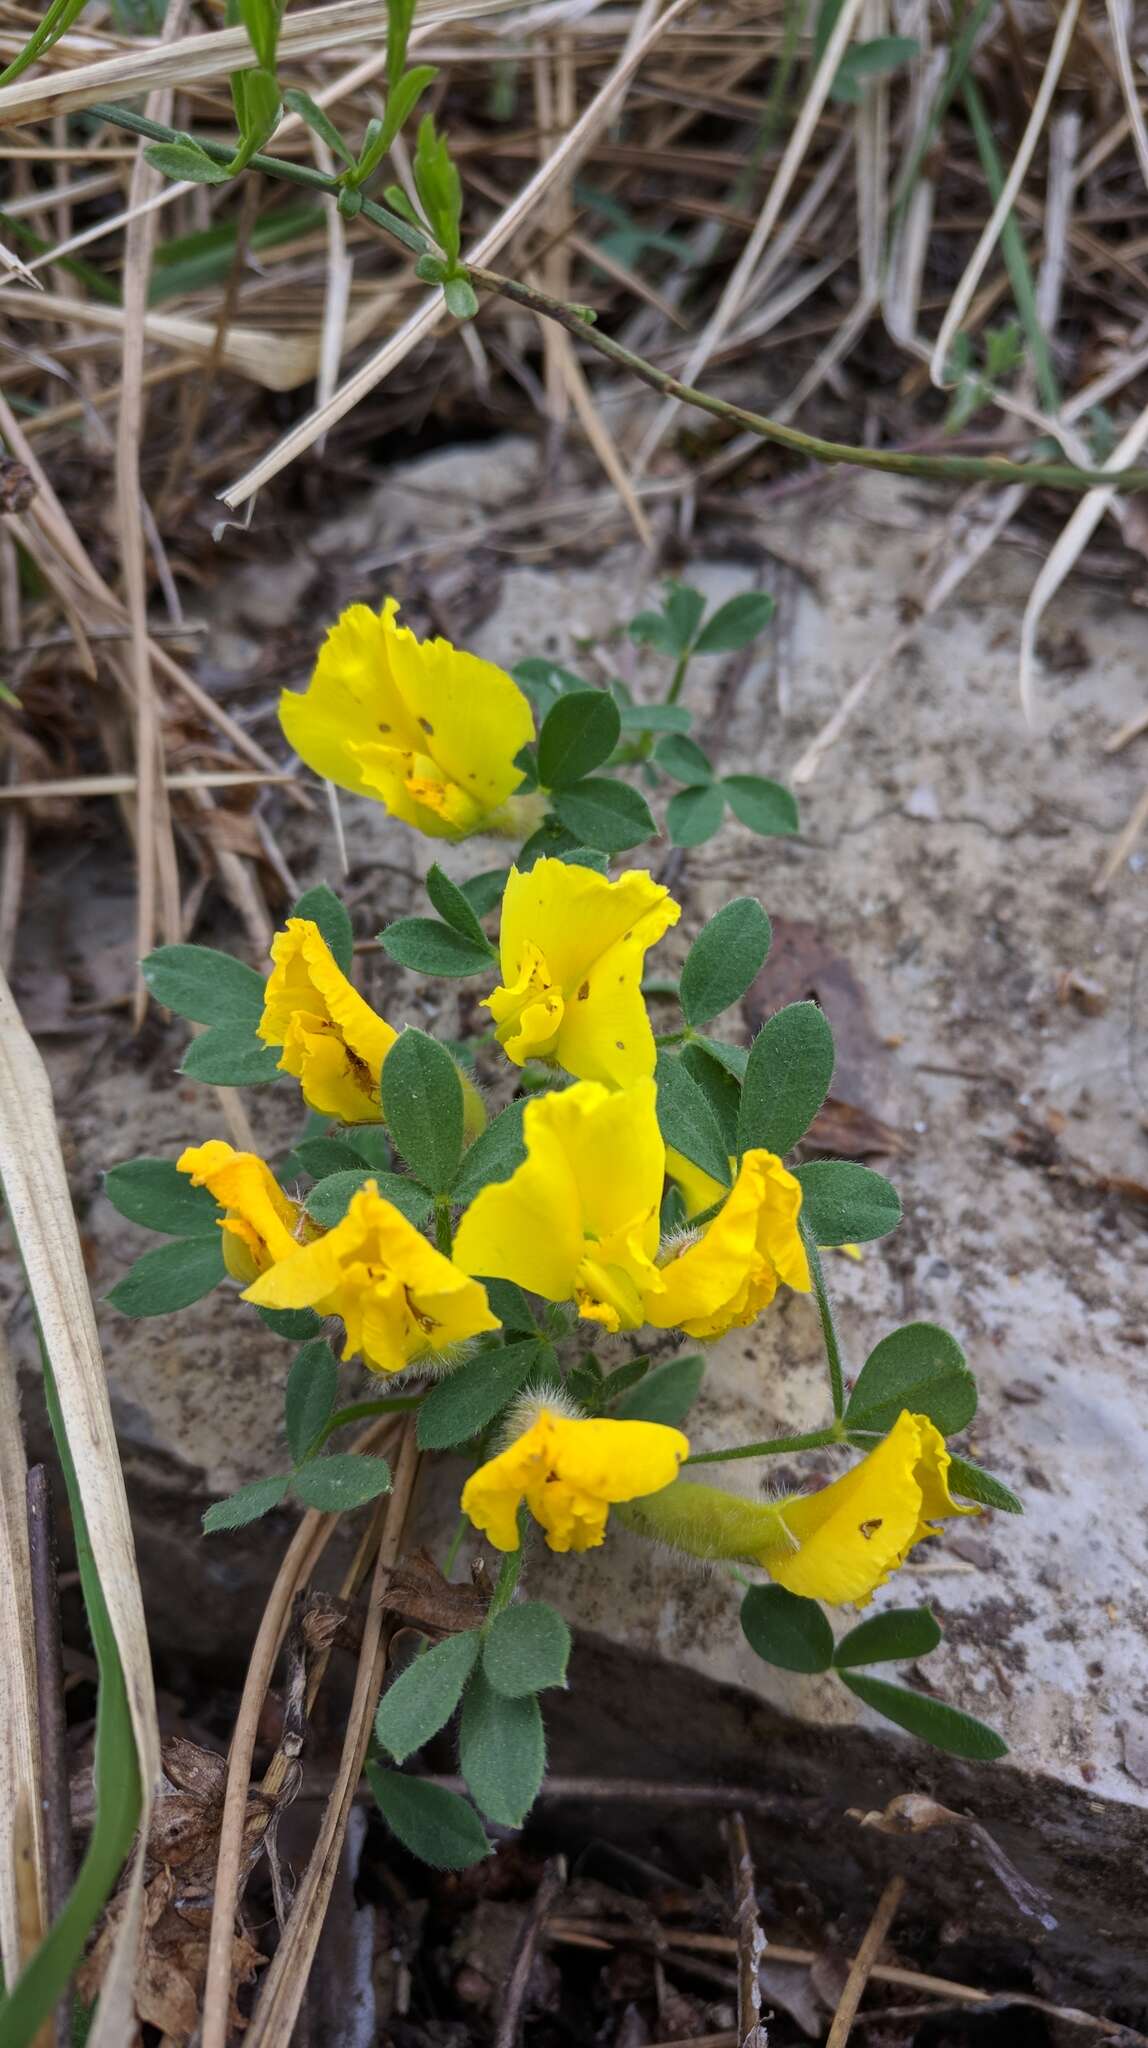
[961,76,1059,414]
[0,1352,142,2048]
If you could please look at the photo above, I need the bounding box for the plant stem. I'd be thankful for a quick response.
[484,1543,523,1624]
[309,1395,422,1458]
[684,1424,841,1467]
[802,1225,847,1421]
[441,1511,469,1579]
[434,1199,453,1256]
[84,101,1148,498]
[665,648,692,704]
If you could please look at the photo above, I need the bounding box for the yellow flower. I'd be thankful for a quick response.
[770,1410,977,1604]
[647,1148,811,1339]
[623,1410,978,1605]
[462,1402,688,1553]
[258,917,397,1122]
[177,1139,303,1284]
[244,1180,499,1375]
[279,599,535,839]
[485,858,680,1087]
[665,1146,729,1220]
[453,1079,665,1332]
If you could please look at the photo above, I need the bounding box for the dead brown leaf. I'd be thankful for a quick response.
[848,1794,1056,1929]
[743,916,903,1156]
[378,1547,492,1639]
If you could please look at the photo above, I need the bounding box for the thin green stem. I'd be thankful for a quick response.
[434,1199,453,1256]
[684,1424,841,1467]
[441,1511,469,1580]
[310,1394,422,1456]
[84,101,1148,499]
[665,649,692,704]
[801,1224,847,1421]
[484,1543,523,1625]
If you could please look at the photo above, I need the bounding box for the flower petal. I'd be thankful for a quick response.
[385,608,534,811]
[177,1140,300,1269]
[452,1102,585,1301]
[258,918,396,1120]
[279,601,424,799]
[494,861,679,1049]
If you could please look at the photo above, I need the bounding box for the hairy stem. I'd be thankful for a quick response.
[85,101,1148,498]
[684,1423,843,1467]
[801,1225,847,1420]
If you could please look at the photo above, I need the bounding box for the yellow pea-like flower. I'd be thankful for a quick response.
[647,1147,811,1339]
[279,599,536,839]
[625,1410,977,1605]
[453,1078,666,1333]
[177,1139,304,1284]
[243,1180,499,1375]
[258,917,397,1123]
[462,1401,689,1553]
[484,858,680,1087]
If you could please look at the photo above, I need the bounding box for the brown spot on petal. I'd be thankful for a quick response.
[419,717,434,735]
[615,1040,625,1050]
[577,981,590,1001]
[378,722,392,733]
[859,1519,883,1540]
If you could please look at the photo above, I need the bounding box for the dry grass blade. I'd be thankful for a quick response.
[930,0,1081,387]
[630,0,867,477]
[0,0,534,125]
[223,1423,421,2048]
[0,968,159,2044]
[219,0,692,505]
[0,1329,44,1988]
[826,1874,906,2048]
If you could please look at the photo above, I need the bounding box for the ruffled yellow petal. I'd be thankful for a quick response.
[279,599,533,840]
[770,1410,977,1605]
[244,1181,499,1374]
[648,1148,810,1339]
[258,918,397,1122]
[461,1408,688,1554]
[488,860,679,1083]
[453,1080,665,1330]
[665,1146,729,1221]
[178,1140,301,1282]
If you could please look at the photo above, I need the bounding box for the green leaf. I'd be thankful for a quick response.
[257,1305,323,1340]
[239,0,281,71]
[512,658,586,714]
[459,1667,545,1826]
[413,111,462,263]
[417,1339,546,1450]
[551,778,657,854]
[845,1323,976,1437]
[616,702,692,735]
[945,1453,1023,1514]
[380,63,439,155]
[667,783,725,847]
[381,1028,464,1195]
[203,1473,290,1533]
[832,33,919,103]
[107,1236,225,1317]
[451,1099,526,1203]
[426,864,495,951]
[740,1584,834,1673]
[537,689,621,789]
[693,590,776,653]
[834,1606,942,1668]
[722,774,799,838]
[444,274,479,320]
[179,1028,282,1088]
[794,1161,902,1246]
[655,1051,731,1187]
[291,1453,392,1511]
[679,898,770,1028]
[380,917,495,978]
[838,1672,1007,1759]
[376,1629,482,1762]
[664,582,706,651]
[291,1136,369,1177]
[386,0,417,91]
[738,1001,835,1157]
[103,1157,221,1237]
[285,1339,339,1463]
[305,1168,431,1229]
[654,734,713,784]
[484,1602,571,1697]
[614,1353,704,1426]
[291,882,354,973]
[145,138,232,184]
[680,1042,742,1155]
[367,1764,490,1868]
[142,942,264,1025]
[484,1279,537,1333]
[461,868,510,918]
[282,86,355,162]
[627,609,680,656]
